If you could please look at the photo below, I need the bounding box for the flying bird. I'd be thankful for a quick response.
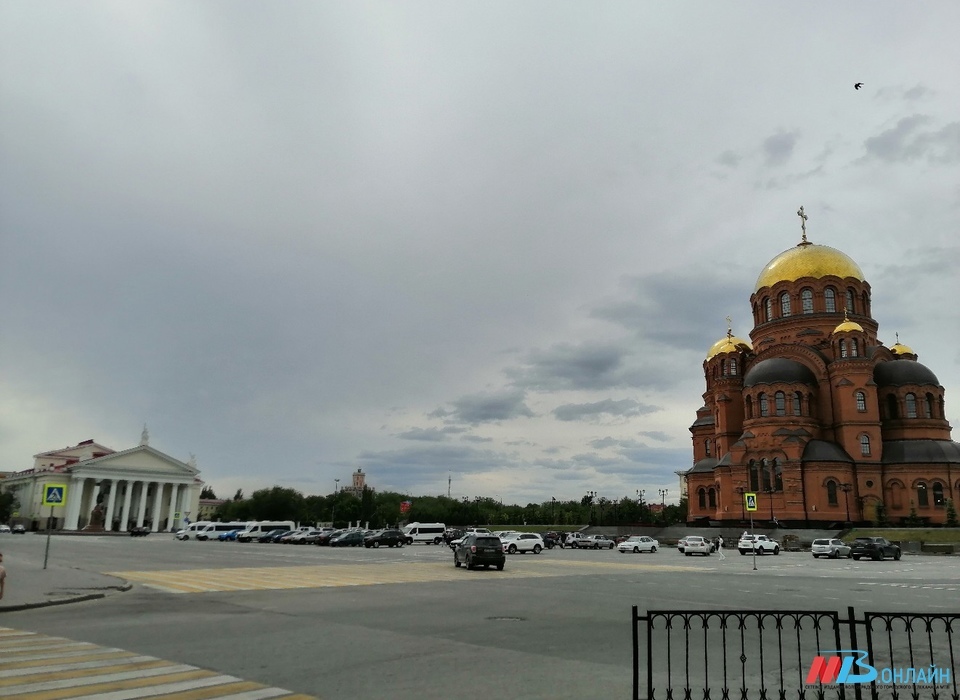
[854,82,864,90]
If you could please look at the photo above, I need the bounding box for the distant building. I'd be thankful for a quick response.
[686,215,959,526]
[2,429,202,532]
[197,499,226,521]
[340,469,371,498]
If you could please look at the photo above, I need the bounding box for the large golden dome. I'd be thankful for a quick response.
[705,335,752,360]
[754,242,864,293]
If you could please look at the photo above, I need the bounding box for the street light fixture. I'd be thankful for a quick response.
[764,486,776,526]
[658,488,668,506]
[735,486,746,522]
[332,478,340,526]
[551,496,556,524]
[840,483,853,524]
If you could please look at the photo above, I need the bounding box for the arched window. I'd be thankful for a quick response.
[720,359,726,376]
[825,287,836,313]
[708,488,717,508]
[855,391,867,412]
[933,483,945,506]
[698,487,706,509]
[745,396,753,419]
[851,339,859,357]
[761,459,772,491]
[764,298,772,322]
[729,358,737,375]
[773,459,783,491]
[886,395,899,419]
[862,290,870,316]
[793,392,802,415]
[780,292,792,317]
[705,439,712,457]
[801,288,814,314]
[827,481,838,506]
[759,393,769,417]
[775,391,786,416]
[716,440,721,455]
[924,394,934,418]
[917,482,929,507]
[860,434,871,456]
[840,339,848,358]
[906,393,917,418]
[749,460,760,491]
[845,289,855,313]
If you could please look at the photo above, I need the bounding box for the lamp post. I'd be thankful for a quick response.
[613,499,619,525]
[637,489,645,524]
[659,488,668,507]
[735,486,747,522]
[840,483,853,524]
[332,478,340,527]
[764,487,776,526]
[586,491,597,524]
[551,496,556,524]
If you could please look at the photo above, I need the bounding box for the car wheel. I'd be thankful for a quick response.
[685,552,691,556]
[813,554,820,559]
[651,546,657,553]
[873,553,882,561]
[773,547,780,556]
[454,556,461,568]
[508,544,517,554]
[853,555,861,561]
[739,550,746,555]
[373,541,380,548]
[894,550,901,561]
[466,558,474,571]
[497,562,504,571]
[533,544,542,554]
[633,547,640,554]
[398,541,404,547]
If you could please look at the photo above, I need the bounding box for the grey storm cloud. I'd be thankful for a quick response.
[395,426,467,442]
[552,398,660,422]
[762,130,800,166]
[863,116,960,163]
[716,150,742,168]
[356,444,507,483]
[506,341,668,392]
[440,390,535,425]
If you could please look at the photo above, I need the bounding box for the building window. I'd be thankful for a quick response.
[729,358,737,375]
[759,393,769,417]
[827,481,838,506]
[774,459,783,491]
[825,287,836,313]
[745,396,753,419]
[851,339,859,357]
[924,394,934,418]
[905,393,917,418]
[846,289,855,313]
[933,483,945,506]
[764,297,772,322]
[698,488,706,509]
[760,459,772,491]
[855,391,867,412]
[775,391,786,416]
[749,461,760,491]
[801,288,814,314]
[886,394,899,419]
[708,488,717,508]
[840,339,848,358]
[860,434,871,456]
[705,439,712,457]
[917,483,929,507]
[793,392,802,415]
[780,292,792,317]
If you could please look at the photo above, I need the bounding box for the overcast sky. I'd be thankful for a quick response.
[2,2,959,506]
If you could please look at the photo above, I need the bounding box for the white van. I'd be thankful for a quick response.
[236,521,296,542]
[402,522,446,545]
[182,521,254,541]
[175,521,212,540]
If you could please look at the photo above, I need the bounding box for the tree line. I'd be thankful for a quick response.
[209,485,688,529]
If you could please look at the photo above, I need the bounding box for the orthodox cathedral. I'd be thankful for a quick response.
[686,208,960,526]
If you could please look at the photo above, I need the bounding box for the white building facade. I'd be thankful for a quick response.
[4,433,202,533]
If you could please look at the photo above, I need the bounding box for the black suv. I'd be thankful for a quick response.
[454,534,506,571]
[850,537,902,561]
[364,529,406,548]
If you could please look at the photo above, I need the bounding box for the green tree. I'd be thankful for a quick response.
[0,490,19,522]
[874,501,889,527]
[946,499,959,528]
[200,486,217,499]
[246,487,305,521]
[233,489,244,501]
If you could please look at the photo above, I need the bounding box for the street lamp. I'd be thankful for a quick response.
[659,488,668,506]
[586,491,597,524]
[613,499,619,525]
[840,483,853,524]
[764,486,776,526]
[735,486,746,522]
[332,478,340,526]
[551,496,556,523]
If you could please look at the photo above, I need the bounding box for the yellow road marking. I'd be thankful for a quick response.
[3,669,215,700]
[0,659,175,687]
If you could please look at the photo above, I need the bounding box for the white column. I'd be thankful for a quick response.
[166,484,180,532]
[151,482,164,532]
[104,479,118,532]
[65,477,85,530]
[120,481,133,531]
[136,481,148,527]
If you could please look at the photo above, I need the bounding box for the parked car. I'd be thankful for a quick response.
[329,530,365,547]
[316,529,344,546]
[677,536,716,553]
[12,524,26,534]
[811,538,851,559]
[682,535,713,556]
[501,533,544,554]
[570,534,616,550]
[454,534,506,571]
[617,535,659,554]
[0,524,11,534]
[217,529,242,541]
[850,537,901,561]
[129,526,151,537]
[364,529,407,548]
[261,529,293,543]
[738,534,780,555]
[285,529,322,544]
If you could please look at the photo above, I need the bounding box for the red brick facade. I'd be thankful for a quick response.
[686,235,959,526]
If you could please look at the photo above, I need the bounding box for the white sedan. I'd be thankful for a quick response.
[501,533,544,554]
[617,535,659,554]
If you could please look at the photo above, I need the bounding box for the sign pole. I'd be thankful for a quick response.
[744,491,758,571]
[750,511,757,571]
[41,483,67,570]
[43,506,54,570]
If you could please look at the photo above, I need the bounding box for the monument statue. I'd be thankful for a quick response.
[84,503,106,532]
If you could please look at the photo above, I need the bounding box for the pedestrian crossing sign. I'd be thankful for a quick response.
[43,484,67,507]
[745,492,758,512]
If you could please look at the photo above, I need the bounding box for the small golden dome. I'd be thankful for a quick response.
[706,335,752,360]
[754,242,865,293]
[833,320,864,334]
[890,342,914,356]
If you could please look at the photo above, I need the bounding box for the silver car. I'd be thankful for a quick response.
[811,538,851,559]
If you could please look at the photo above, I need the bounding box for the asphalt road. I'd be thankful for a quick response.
[2,535,958,699]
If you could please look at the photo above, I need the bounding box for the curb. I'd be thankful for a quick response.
[0,583,132,614]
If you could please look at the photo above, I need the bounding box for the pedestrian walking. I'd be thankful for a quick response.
[717,535,726,560]
[0,551,6,600]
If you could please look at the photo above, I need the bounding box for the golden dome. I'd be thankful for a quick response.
[754,242,865,293]
[890,342,914,356]
[833,320,864,334]
[706,335,752,360]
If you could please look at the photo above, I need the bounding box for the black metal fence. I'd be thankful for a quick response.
[632,607,958,700]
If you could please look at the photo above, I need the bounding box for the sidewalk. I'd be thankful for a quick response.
[0,544,131,613]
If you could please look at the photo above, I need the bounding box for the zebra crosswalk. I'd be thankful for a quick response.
[0,627,317,699]
[107,559,699,594]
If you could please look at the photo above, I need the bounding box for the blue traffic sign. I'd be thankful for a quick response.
[43,484,67,507]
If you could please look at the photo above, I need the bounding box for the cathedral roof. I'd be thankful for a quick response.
[882,439,960,464]
[688,457,719,474]
[890,341,915,356]
[705,334,752,360]
[802,439,854,463]
[754,242,865,293]
[743,358,818,388]
[873,359,940,387]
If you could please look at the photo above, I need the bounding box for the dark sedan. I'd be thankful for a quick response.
[364,529,406,548]
[259,529,291,543]
[329,530,365,547]
[129,526,150,537]
[316,529,344,546]
[850,537,901,561]
[454,534,506,571]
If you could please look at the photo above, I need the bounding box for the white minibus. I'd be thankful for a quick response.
[402,522,446,545]
[236,521,296,542]
[175,521,212,540]
[190,521,254,541]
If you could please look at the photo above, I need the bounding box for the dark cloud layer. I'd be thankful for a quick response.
[553,398,660,422]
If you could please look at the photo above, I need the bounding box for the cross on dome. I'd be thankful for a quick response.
[797,206,809,244]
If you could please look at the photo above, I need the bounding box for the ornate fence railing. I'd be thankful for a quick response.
[631,607,958,700]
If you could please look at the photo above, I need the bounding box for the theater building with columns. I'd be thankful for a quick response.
[685,209,960,527]
[4,429,202,533]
